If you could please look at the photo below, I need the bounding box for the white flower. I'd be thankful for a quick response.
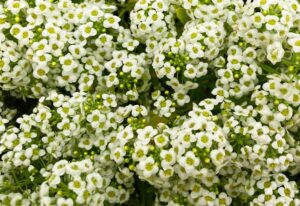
[182,0,198,9]
[117,125,134,145]
[49,40,64,57]
[69,44,87,59]
[157,62,176,79]
[184,64,197,79]
[106,73,119,87]
[48,174,61,187]
[274,196,291,206]
[40,197,51,206]
[88,7,103,22]
[274,173,288,186]
[59,54,77,71]
[173,90,190,106]
[79,22,97,38]
[288,36,300,53]
[32,64,49,81]
[18,27,34,46]
[14,151,31,167]
[136,126,158,145]
[196,132,213,149]
[137,157,159,178]
[102,94,117,108]
[279,154,293,171]
[57,118,76,136]
[218,69,234,84]
[178,151,199,173]
[0,118,9,132]
[198,190,216,206]
[272,135,286,154]
[249,122,271,145]
[122,58,137,73]
[152,0,168,11]
[57,198,74,206]
[278,183,296,199]
[68,178,86,194]
[154,96,173,117]
[267,42,284,65]
[154,134,169,148]
[199,98,218,111]
[266,158,280,172]
[105,186,120,204]
[79,137,93,150]
[86,173,103,191]
[35,0,51,15]
[177,130,196,148]
[265,15,280,31]
[257,178,277,194]
[210,149,226,167]
[160,149,176,169]
[215,192,232,206]
[66,162,82,176]
[159,167,174,180]
[122,39,139,51]
[6,0,28,15]
[153,54,165,69]
[52,160,68,176]
[227,55,242,70]
[96,34,114,47]
[131,105,148,117]
[104,14,120,29]
[87,110,106,129]
[132,145,149,161]
[76,189,92,204]
[57,102,75,118]
[251,12,265,28]
[111,147,126,164]
[277,103,293,121]
[79,159,94,173]
[254,0,272,10]
[186,43,204,59]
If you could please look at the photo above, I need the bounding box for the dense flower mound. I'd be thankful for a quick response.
[1,0,300,205]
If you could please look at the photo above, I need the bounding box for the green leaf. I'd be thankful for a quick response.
[175,7,190,24]
[259,63,279,74]
[138,180,155,206]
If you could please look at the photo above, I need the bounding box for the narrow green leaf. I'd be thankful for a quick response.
[259,63,279,74]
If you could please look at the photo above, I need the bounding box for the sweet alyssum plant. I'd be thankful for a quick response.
[1,0,300,205]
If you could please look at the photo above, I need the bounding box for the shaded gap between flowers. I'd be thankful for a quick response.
[123,176,156,206]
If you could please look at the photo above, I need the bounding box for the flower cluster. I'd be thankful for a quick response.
[130,0,176,44]
[1,0,300,205]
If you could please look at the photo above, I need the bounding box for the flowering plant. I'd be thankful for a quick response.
[1,0,300,205]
